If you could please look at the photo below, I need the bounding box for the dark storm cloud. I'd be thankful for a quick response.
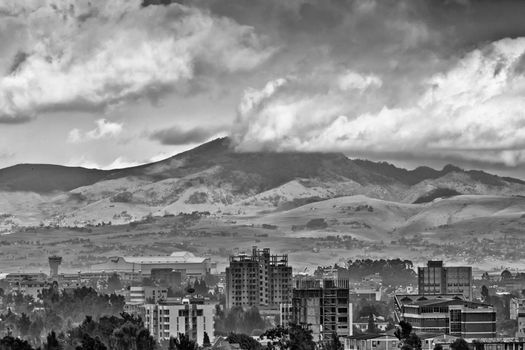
[150,125,224,145]
[0,113,31,124]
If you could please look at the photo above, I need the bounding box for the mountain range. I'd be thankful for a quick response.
[2,137,525,232]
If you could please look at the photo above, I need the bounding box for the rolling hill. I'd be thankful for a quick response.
[1,137,525,232]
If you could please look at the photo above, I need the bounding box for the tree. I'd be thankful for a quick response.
[168,333,197,350]
[203,332,211,347]
[75,334,108,350]
[107,274,122,292]
[481,285,490,302]
[394,321,412,341]
[325,332,343,350]
[288,324,315,350]
[367,314,377,334]
[226,333,261,350]
[43,331,62,350]
[0,335,35,350]
[28,316,44,346]
[395,321,421,350]
[243,307,265,334]
[17,313,31,337]
[450,338,470,350]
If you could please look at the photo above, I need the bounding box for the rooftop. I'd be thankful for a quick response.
[395,294,491,308]
[118,251,209,264]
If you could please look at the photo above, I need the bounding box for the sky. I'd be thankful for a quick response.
[2,0,525,178]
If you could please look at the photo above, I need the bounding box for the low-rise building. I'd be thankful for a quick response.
[12,280,50,300]
[394,294,496,338]
[343,334,400,350]
[343,333,449,350]
[431,336,525,350]
[92,251,212,277]
[352,315,389,333]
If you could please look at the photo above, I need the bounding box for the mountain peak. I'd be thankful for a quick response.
[442,164,463,173]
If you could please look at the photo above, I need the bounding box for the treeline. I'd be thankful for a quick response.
[334,258,416,286]
[0,313,157,350]
[0,286,125,348]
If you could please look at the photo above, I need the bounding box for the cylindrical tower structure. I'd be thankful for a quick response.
[48,255,62,278]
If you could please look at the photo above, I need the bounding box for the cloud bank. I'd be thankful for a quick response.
[0,0,275,123]
[234,37,525,166]
[149,125,224,145]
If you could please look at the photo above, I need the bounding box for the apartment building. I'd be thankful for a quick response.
[291,279,352,342]
[225,246,292,309]
[394,294,496,338]
[418,261,472,300]
[144,298,214,346]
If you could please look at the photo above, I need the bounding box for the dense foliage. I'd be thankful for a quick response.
[0,287,127,349]
[215,306,266,336]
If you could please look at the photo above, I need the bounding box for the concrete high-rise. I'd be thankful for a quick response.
[418,261,472,300]
[291,279,352,342]
[225,246,292,309]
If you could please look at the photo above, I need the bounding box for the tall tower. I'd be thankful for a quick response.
[48,255,62,278]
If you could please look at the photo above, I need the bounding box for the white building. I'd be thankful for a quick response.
[144,298,215,346]
[91,251,213,277]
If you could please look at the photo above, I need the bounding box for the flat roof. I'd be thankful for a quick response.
[117,252,209,264]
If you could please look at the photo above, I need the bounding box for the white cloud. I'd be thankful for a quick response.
[67,119,123,143]
[105,157,140,170]
[67,155,140,170]
[233,37,525,166]
[66,156,101,169]
[337,71,382,92]
[0,0,275,123]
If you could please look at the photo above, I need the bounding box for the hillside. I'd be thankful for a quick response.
[0,164,107,193]
[1,137,525,229]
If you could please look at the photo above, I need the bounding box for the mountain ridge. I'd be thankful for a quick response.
[1,137,523,194]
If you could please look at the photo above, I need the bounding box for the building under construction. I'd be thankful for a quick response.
[291,279,352,342]
[225,246,292,309]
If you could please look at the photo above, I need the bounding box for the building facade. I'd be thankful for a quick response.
[431,336,525,350]
[144,298,214,346]
[418,261,472,300]
[225,246,292,309]
[394,294,496,338]
[291,279,352,342]
[128,286,168,304]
